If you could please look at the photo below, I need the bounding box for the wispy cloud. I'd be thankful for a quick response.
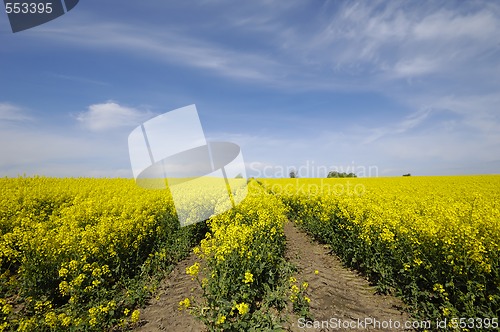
[0,100,136,176]
[0,103,33,122]
[430,94,500,135]
[361,107,435,144]
[35,21,287,84]
[413,9,498,41]
[26,1,500,94]
[2,1,498,177]
[0,122,131,175]
[77,102,154,131]
[49,73,110,86]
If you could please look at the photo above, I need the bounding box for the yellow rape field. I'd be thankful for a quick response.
[3,175,498,330]
[0,177,207,331]
[0,178,308,331]
[184,181,311,330]
[262,175,500,326]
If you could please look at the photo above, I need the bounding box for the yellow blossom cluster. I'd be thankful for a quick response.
[186,262,200,278]
[263,175,500,323]
[235,302,249,315]
[243,271,254,284]
[0,177,197,330]
[191,181,292,329]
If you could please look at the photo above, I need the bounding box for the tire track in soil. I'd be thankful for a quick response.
[135,252,206,332]
[135,222,413,332]
[284,221,413,332]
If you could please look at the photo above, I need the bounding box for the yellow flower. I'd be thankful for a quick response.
[216,315,226,325]
[58,267,69,278]
[71,274,86,287]
[2,303,12,315]
[235,302,249,315]
[243,271,254,284]
[186,262,200,277]
[314,270,319,275]
[44,311,57,328]
[130,309,140,323]
[178,298,191,310]
[433,283,445,294]
[124,308,130,316]
[305,296,311,303]
[59,313,71,327]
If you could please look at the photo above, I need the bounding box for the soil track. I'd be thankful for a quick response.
[136,253,206,332]
[283,222,412,331]
[135,222,412,332]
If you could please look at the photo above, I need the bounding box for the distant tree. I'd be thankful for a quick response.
[327,171,339,178]
[289,169,297,178]
[403,173,411,177]
[327,171,357,178]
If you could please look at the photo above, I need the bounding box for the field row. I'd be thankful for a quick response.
[0,178,207,331]
[1,176,499,330]
[0,178,309,331]
[184,182,310,330]
[263,176,500,327]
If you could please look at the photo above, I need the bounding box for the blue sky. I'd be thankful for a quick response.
[1,0,499,178]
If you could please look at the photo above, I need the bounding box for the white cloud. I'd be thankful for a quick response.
[77,102,153,131]
[0,123,134,177]
[430,94,500,136]
[413,10,498,41]
[282,1,500,83]
[36,22,286,84]
[50,73,109,86]
[4,1,499,177]
[0,103,33,122]
[360,108,433,144]
[27,1,500,92]
[392,58,439,77]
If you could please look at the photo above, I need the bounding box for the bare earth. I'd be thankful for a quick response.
[283,222,412,332]
[136,253,206,332]
[135,222,412,332]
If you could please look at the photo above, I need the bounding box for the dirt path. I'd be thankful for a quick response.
[284,222,412,331]
[135,222,413,332]
[136,253,206,332]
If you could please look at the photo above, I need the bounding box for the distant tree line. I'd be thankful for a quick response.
[326,171,357,178]
[287,169,359,178]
